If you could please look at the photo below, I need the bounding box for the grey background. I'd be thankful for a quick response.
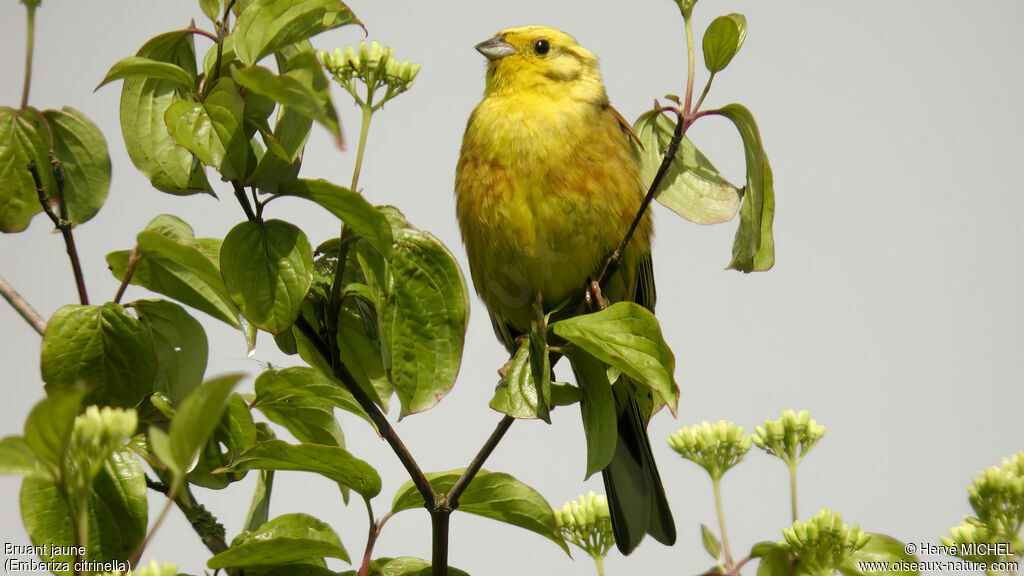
[1,1,1022,575]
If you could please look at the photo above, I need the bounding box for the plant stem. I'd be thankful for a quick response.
[683,8,696,115]
[592,554,606,576]
[73,495,89,576]
[358,497,377,576]
[712,475,733,567]
[129,482,180,567]
[0,273,46,335]
[788,461,799,523]
[232,180,258,222]
[21,3,36,109]
[29,161,89,305]
[431,507,451,576]
[114,249,141,304]
[693,72,715,114]
[351,104,373,191]
[449,415,514,507]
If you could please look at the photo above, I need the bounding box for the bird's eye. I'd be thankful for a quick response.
[533,39,550,55]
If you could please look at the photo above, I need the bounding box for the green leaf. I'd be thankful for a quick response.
[633,109,740,225]
[0,436,39,476]
[165,78,248,180]
[221,439,381,498]
[0,106,52,232]
[552,302,679,415]
[233,0,359,65]
[703,14,747,73]
[232,63,340,143]
[133,299,208,405]
[256,394,345,447]
[489,338,546,420]
[245,468,274,533]
[753,542,793,576]
[839,533,919,576]
[187,393,257,489]
[375,557,471,576]
[529,302,551,422]
[98,56,196,92]
[701,523,723,561]
[391,469,569,554]
[336,306,392,412]
[200,0,221,22]
[380,211,469,418]
[564,346,616,478]
[42,107,111,226]
[107,221,240,328]
[41,304,157,408]
[254,366,371,427]
[276,179,392,259]
[221,219,313,334]
[20,448,147,570]
[208,513,349,568]
[117,30,212,195]
[714,104,776,272]
[23,389,84,475]
[168,373,243,479]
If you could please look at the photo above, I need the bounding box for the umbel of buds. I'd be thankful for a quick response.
[782,509,870,576]
[941,452,1024,562]
[67,405,138,493]
[668,420,752,479]
[320,41,420,108]
[102,559,177,576]
[751,409,825,466]
[553,491,615,561]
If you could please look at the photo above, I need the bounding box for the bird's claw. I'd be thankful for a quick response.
[585,278,606,310]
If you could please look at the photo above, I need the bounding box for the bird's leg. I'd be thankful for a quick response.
[586,278,607,310]
[497,335,527,380]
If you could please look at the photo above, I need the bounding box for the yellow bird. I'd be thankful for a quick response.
[455,25,676,554]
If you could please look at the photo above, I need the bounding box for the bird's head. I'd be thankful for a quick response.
[474,25,605,102]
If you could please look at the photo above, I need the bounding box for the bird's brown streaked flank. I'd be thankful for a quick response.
[454,25,677,554]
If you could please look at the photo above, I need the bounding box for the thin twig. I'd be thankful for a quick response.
[448,415,514,507]
[28,161,89,304]
[231,180,258,222]
[0,273,46,335]
[114,248,141,304]
[20,3,36,109]
[129,483,179,567]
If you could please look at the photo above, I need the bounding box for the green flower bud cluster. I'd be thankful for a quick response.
[751,409,825,467]
[668,420,752,479]
[102,559,177,576]
[942,452,1024,563]
[67,405,138,493]
[320,41,420,109]
[782,509,870,576]
[553,491,614,560]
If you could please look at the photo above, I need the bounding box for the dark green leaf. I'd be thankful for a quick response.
[221,439,380,498]
[550,382,582,406]
[168,373,243,479]
[552,302,679,415]
[336,306,392,412]
[633,109,740,225]
[376,557,471,576]
[714,104,775,272]
[379,211,469,417]
[187,393,257,489]
[117,30,212,195]
[254,366,371,427]
[23,389,83,476]
[564,346,616,478]
[391,469,568,554]
[703,14,747,73]
[0,436,38,476]
[701,523,723,561]
[231,64,339,143]
[0,106,52,232]
[839,533,918,576]
[133,299,208,405]
[98,57,196,92]
[276,179,392,259]
[221,219,313,334]
[40,304,156,408]
[233,0,359,65]
[42,107,111,226]
[208,513,349,568]
[165,78,248,180]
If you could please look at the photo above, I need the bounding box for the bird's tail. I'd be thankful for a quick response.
[601,377,677,555]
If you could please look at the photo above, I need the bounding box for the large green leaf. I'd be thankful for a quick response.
[221,219,313,334]
[42,107,111,226]
[165,373,242,478]
[116,30,211,195]
[714,104,775,272]
[23,389,84,477]
[98,57,196,92]
[231,63,340,143]
[633,109,740,225]
[40,304,157,408]
[221,439,380,498]
[207,513,349,568]
[187,393,257,489]
[233,0,359,65]
[107,216,239,327]
[132,299,208,405]
[552,302,679,415]
[379,210,469,418]
[336,305,392,412]
[839,533,919,576]
[256,394,345,447]
[0,106,53,232]
[391,469,568,554]
[703,14,747,73]
[254,367,371,428]
[276,179,392,259]
[20,448,146,572]
[564,345,616,478]
[0,436,39,476]
[165,78,248,180]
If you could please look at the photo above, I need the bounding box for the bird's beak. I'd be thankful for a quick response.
[475,35,516,60]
